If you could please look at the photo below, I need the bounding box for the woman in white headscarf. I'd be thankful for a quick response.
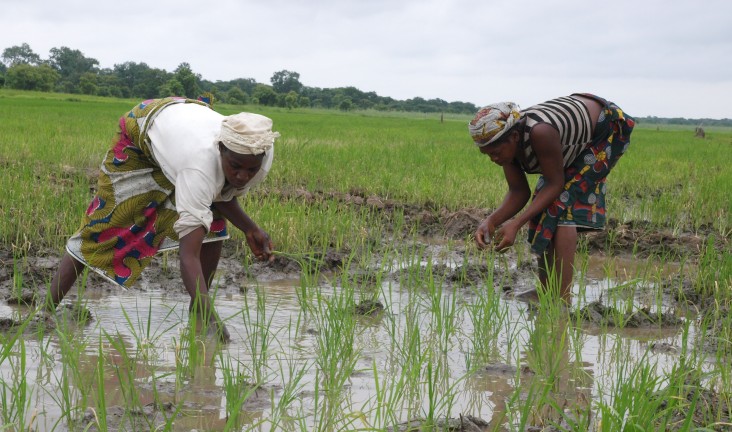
[47,97,280,341]
[469,94,634,302]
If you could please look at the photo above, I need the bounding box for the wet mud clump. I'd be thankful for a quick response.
[354,299,384,316]
[387,414,489,431]
[573,300,683,328]
[0,303,93,334]
[652,378,732,430]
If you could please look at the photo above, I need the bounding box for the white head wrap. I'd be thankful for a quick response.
[468,102,521,146]
[218,112,280,155]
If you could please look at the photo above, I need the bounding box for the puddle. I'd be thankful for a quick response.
[0,219,726,431]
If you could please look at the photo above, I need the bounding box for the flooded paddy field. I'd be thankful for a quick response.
[1,93,731,431]
[2,201,730,432]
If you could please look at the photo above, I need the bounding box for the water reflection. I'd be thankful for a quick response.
[0,252,699,430]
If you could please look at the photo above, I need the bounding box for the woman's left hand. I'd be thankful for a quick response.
[246,228,275,262]
[493,219,520,252]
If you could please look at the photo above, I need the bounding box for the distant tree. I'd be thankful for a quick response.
[2,43,42,66]
[113,61,166,98]
[270,70,303,94]
[173,62,200,98]
[48,46,99,93]
[96,69,124,97]
[78,72,98,95]
[252,84,277,106]
[159,78,185,97]
[5,63,59,91]
[338,98,353,112]
[229,78,257,95]
[299,96,310,108]
[285,91,298,110]
[227,86,249,104]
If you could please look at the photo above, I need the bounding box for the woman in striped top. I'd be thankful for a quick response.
[468,94,635,302]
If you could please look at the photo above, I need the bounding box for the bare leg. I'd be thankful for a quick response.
[548,226,577,303]
[188,241,223,312]
[188,240,229,342]
[201,240,223,289]
[46,253,86,311]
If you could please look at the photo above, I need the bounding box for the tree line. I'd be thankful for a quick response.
[0,43,478,114]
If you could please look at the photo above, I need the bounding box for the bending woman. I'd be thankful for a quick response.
[47,97,279,341]
[468,94,634,302]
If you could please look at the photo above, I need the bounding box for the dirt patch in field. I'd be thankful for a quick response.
[0,190,726,328]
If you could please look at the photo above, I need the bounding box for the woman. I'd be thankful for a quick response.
[468,94,634,302]
[46,97,279,341]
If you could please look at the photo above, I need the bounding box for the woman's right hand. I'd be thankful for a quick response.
[474,217,496,249]
[246,227,275,263]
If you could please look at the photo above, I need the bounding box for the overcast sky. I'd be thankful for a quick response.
[2,0,730,119]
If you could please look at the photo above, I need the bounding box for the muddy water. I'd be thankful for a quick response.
[0,248,707,431]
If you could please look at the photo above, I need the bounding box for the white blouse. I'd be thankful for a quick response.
[147,103,273,238]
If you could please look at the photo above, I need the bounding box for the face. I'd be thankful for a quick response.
[477,130,519,166]
[219,144,264,188]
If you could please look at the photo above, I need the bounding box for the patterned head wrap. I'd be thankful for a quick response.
[218,112,280,155]
[468,102,521,146]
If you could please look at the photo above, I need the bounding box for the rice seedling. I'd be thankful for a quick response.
[240,285,279,386]
[0,338,32,432]
[101,329,154,431]
[1,91,731,429]
[217,352,257,428]
[51,317,95,427]
[91,339,109,432]
[267,351,312,430]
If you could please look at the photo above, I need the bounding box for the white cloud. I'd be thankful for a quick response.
[2,0,730,118]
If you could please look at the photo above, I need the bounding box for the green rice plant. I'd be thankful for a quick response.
[52,318,95,427]
[696,235,732,300]
[281,250,323,316]
[267,352,311,430]
[593,350,678,431]
[91,339,109,432]
[422,354,468,429]
[308,281,362,429]
[424,263,460,355]
[171,322,205,390]
[0,338,32,432]
[118,299,178,362]
[313,284,360,391]
[217,352,257,429]
[383,293,427,419]
[465,259,508,365]
[101,330,153,431]
[240,285,280,385]
[0,310,31,366]
[501,377,546,432]
[369,358,407,430]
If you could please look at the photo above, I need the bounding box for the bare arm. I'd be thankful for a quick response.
[179,226,230,341]
[213,198,274,262]
[512,123,565,227]
[475,162,531,248]
[492,124,565,250]
[179,226,208,298]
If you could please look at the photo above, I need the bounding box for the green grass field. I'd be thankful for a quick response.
[1,90,730,253]
[1,90,731,431]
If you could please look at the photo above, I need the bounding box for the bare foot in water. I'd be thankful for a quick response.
[513,288,540,304]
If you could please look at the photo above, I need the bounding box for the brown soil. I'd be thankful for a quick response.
[1,189,729,432]
[0,189,726,329]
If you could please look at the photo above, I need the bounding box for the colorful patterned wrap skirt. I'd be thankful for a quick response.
[527,95,635,255]
[66,98,229,288]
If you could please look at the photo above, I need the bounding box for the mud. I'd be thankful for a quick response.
[386,415,490,432]
[572,300,683,328]
[0,189,725,331]
[1,191,729,430]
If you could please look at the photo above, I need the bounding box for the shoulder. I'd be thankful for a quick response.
[528,123,561,155]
